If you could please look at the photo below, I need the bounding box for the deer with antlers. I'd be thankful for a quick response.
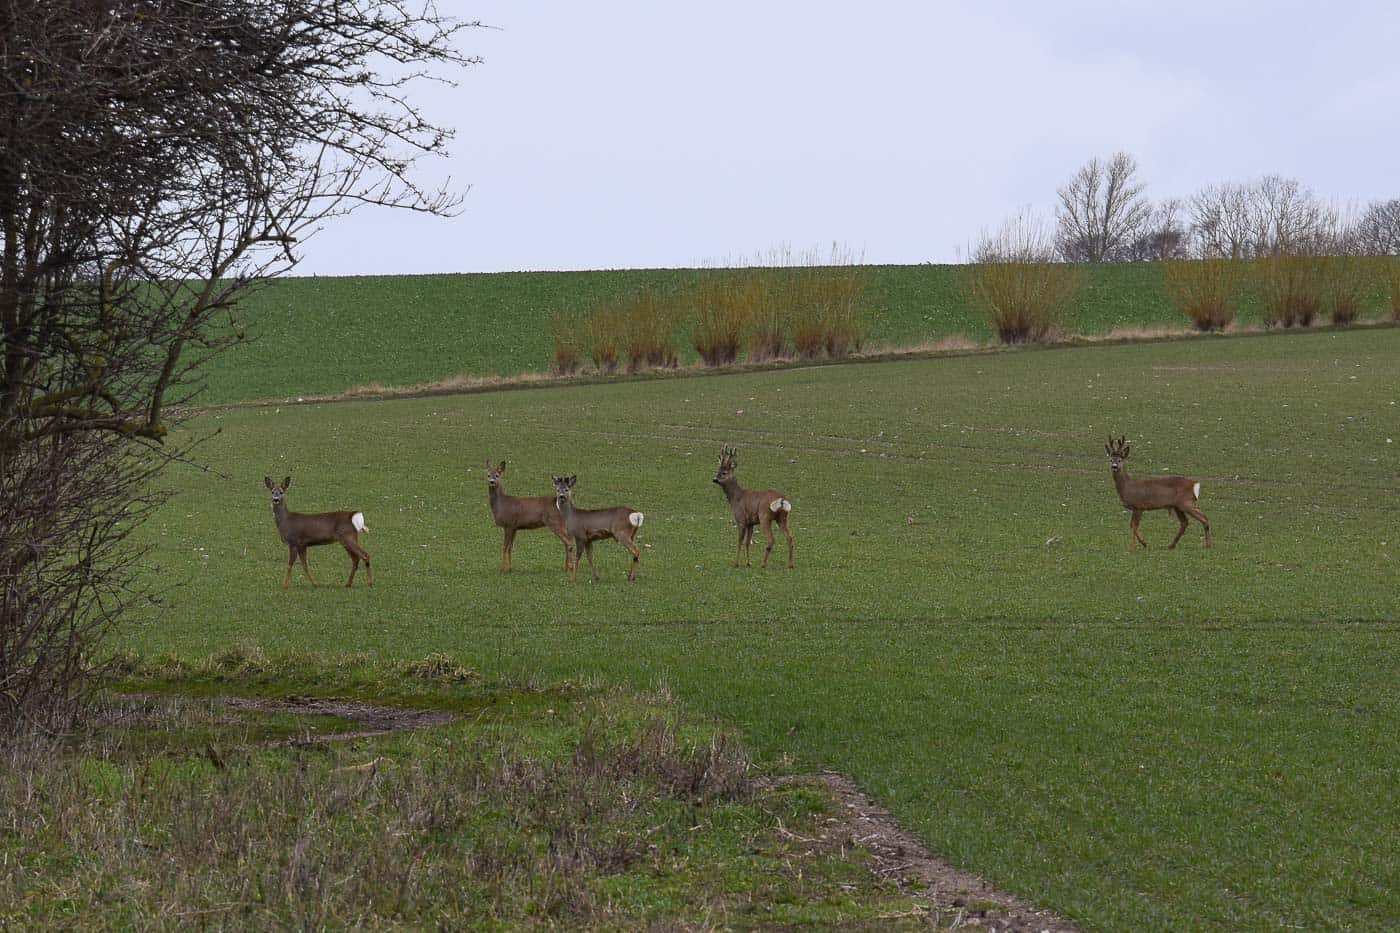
[712,446,794,568]
[264,476,372,588]
[550,475,644,582]
[1105,436,1211,550]
[484,460,572,572]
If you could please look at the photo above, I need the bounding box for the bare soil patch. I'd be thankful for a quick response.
[219,694,456,743]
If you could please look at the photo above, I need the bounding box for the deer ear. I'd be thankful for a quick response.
[568,475,577,486]
[498,461,506,473]
[283,476,291,489]
[484,459,492,470]
[264,476,273,489]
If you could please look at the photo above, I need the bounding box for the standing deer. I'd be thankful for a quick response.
[712,446,794,568]
[484,460,573,572]
[264,476,372,588]
[1105,436,1211,550]
[550,475,644,582]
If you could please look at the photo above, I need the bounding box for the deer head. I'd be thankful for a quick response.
[551,474,577,505]
[1105,435,1130,473]
[484,460,507,487]
[264,475,292,504]
[713,446,737,485]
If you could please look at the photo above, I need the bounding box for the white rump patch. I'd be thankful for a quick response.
[1192,482,1201,499]
[770,498,792,513]
[352,512,367,532]
[629,512,645,528]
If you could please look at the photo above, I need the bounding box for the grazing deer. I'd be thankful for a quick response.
[1105,436,1211,550]
[550,475,644,582]
[264,476,372,588]
[712,446,794,568]
[485,460,573,572]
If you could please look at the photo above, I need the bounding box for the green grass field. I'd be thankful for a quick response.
[123,325,1400,929]
[204,261,1396,404]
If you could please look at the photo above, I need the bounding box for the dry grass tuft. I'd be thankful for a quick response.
[966,213,1081,344]
[549,311,585,375]
[1163,258,1241,332]
[690,275,748,366]
[1319,255,1369,325]
[1257,253,1324,328]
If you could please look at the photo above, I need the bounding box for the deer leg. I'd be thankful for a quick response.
[621,532,641,581]
[1186,505,1212,547]
[759,514,776,568]
[283,545,296,589]
[585,540,599,582]
[743,525,754,566]
[1128,510,1146,550]
[298,546,319,586]
[501,527,516,572]
[778,511,795,568]
[1168,508,1189,549]
[343,536,371,586]
[554,526,573,571]
[734,526,745,567]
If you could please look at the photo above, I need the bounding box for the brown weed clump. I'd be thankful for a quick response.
[585,303,626,373]
[549,311,585,375]
[966,213,1081,344]
[619,287,680,372]
[742,271,788,362]
[1163,258,1241,331]
[1257,253,1323,328]
[1319,254,1368,325]
[690,275,747,366]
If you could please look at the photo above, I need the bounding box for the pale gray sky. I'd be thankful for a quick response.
[296,1,1400,275]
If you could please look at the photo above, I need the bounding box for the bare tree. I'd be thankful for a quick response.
[1355,199,1400,255]
[1,0,479,736]
[1127,198,1189,261]
[1054,152,1153,262]
[1189,182,1257,259]
[1250,175,1330,256]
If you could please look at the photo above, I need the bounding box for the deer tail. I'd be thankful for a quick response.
[1192,482,1201,500]
[629,511,644,528]
[352,511,368,533]
[770,498,792,513]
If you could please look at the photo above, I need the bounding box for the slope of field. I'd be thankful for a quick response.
[199,261,1393,404]
[131,328,1400,929]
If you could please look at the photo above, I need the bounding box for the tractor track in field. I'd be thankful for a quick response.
[197,693,1080,930]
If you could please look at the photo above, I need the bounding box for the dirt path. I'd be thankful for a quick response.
[767,773,1081,931]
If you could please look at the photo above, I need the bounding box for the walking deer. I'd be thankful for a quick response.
[550,475,644,582]
[484,460,572,572]
[1105,436,1211,550]
[264,476,372,588]
[712,446,794,568]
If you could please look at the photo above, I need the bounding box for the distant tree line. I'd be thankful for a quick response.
[981,151,1400,264]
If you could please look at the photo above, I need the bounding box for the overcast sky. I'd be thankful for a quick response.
[294,1,1400,275]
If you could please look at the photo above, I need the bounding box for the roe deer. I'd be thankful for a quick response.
[264,476,372,587]
[712,446,793,568]
[550,475,644,582]
[1105,436,1211,550]
[484,460,572,572]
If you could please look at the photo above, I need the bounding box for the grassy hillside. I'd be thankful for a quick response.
[200,261,1394,404]
[129,327,1400,929]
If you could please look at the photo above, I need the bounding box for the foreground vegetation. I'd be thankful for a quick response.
[204,261,1396,403]
[112,326,1400,929]
[5,662,943,928]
